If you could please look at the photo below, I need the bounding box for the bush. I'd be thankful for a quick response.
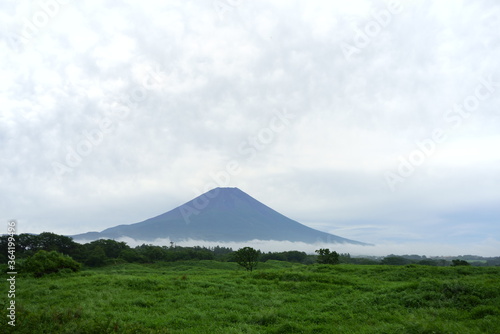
[470,305,499,319]
[23,250,81,277]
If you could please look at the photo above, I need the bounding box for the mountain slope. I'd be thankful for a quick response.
[72,187,368,245]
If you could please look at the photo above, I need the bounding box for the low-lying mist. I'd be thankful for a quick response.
[103,237,500,258]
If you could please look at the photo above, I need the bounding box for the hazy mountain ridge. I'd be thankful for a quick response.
[72,187,369,245]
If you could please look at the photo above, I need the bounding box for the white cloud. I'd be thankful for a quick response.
[96,237,500,258]
[1,0,499,255]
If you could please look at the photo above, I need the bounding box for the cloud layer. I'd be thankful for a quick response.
[1,0,499,255]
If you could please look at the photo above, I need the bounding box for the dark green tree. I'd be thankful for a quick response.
[136,244,166,262]
[417,259,439,266]
[339,253,351,264]
[0,232,81,260]
[381,256,412,265]
[234,247,260,271]
[86,239,130,259]
[120,249,145,263]
[451,259,471,266]
[315,248,340,265]
[36,232,77,253]
[13,234,39,256]
[260,250,308,263]
[85,246,107,267]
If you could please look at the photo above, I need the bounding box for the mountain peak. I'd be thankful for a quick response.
[72,188,369,245]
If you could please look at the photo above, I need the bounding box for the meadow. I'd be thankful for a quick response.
[2,261,499,333]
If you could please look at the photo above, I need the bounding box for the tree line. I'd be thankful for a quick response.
[0,232,234,266]
[1,232,499,277]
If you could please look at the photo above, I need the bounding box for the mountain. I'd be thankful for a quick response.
[72,187,368,245]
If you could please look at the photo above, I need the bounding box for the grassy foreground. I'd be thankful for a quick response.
[2,261,499,333]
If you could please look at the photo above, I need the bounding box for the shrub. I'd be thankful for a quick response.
[470,305,499,319]
[24,250,81,277]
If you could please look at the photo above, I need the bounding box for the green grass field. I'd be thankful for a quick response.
[2,261,499,333]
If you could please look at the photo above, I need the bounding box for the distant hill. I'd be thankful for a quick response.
[72,187,369,245]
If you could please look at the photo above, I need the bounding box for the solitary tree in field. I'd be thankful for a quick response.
[234,247,260,271]
[315,248,340,265]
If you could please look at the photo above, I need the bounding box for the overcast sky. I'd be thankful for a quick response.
[1,0,499,256]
